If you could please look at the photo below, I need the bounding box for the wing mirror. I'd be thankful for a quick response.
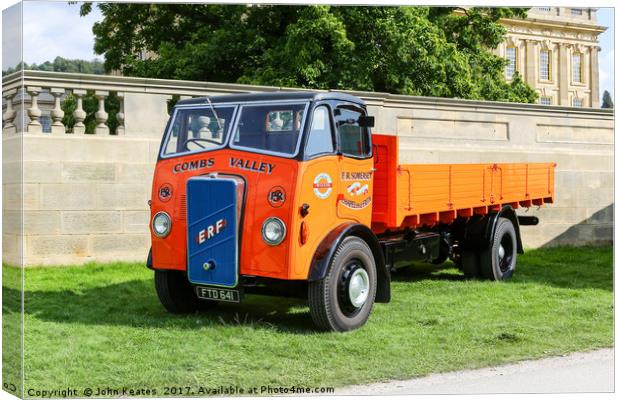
[358,115,375,128]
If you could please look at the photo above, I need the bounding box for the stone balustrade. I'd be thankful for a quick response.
[2,70,291,137]
[1,70,614,266]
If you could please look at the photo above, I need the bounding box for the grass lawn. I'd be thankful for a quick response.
[2,245,613,396]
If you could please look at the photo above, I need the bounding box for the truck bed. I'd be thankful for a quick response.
[371,134,555,232]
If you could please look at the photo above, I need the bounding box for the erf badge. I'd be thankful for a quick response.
[268,186,286,208]
[313,173,333,199]
[158,183,173,202]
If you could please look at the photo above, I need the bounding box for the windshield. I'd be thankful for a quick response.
[162,106,236,156]
[231,102,308,156]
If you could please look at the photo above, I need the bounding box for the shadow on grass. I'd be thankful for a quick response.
[391,246,613,291]
[4,246,611,332]
[391,262,466,283]
[4,281,319,334]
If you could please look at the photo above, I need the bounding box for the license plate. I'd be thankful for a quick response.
[195,286,241,303]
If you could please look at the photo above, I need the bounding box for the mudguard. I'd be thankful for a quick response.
[146,247,153,270]
[492,206,524,254]
[464,205,524,254]
[308,223,391,303]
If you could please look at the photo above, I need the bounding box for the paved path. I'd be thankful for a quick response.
[338,348,614,395]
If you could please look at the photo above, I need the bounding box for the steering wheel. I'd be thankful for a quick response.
[183,137,221,150]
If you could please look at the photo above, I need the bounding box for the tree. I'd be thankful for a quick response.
[79,4,537,102]
[602,90,614,109]
[2,57,105,76]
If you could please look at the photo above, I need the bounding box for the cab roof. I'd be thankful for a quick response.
[175,91,366,107]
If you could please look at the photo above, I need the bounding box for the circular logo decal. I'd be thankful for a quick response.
[268,186,286,208]
[313,173,333,199]
[158,183,173,202]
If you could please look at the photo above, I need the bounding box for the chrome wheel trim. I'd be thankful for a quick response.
[498,244,506,260]
[348,268,370,308]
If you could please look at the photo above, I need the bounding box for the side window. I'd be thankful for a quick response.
[335,107,371,158]
[305,106,334,157]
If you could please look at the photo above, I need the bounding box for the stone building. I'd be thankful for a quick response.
[497,7,606,107]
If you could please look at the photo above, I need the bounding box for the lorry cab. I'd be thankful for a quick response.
[150,92,382,330]
[149,91,555,332]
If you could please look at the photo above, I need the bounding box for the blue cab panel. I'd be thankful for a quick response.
[186,177,239,287]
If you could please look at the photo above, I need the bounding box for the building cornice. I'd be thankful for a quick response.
[501,17,607,35]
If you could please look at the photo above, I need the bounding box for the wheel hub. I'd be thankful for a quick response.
[348,268,370,308]
[498,244,505,259]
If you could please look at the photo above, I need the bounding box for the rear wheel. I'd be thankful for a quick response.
[155,269,214,313]
[461,250,480,278]
[308,237,377,332]
[479,217,517,280]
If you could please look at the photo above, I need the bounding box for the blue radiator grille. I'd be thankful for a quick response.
[186,177,239,287]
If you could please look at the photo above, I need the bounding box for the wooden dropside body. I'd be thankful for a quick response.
[371,134,555,234]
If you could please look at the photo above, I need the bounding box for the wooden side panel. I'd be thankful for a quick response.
[388,162,556,230]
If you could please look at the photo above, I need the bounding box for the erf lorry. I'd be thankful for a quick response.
[149,92,555,332]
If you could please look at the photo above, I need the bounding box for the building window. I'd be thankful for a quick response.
[505,46,517,79]
[571,8,583,16]
[537,7,552,12]
[40,115,52,133]
[539,50,551,81]
[572,98,583,107]
[572,52,583,83]
[540,97,552,105]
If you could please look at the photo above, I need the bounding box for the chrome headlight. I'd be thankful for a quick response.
[262,217,286,246]
[152,212,172,238]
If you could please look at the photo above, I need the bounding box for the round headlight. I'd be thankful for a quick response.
[152,212,172,238]
[262,217,286,246]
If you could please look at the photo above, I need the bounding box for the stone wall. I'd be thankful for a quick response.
[2,71,614,266]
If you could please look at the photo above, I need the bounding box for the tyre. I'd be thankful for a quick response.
[308,236,377,332]
[479,217,517,281]
[461,250,480,279]
[155,269,213,313]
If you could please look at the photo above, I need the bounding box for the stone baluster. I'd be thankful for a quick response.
[94,90,109,134]
[27,86,43,133]
[72,89,87,134]
[2,88,17,134]
[115,92,125,135]
[50,88,66,134]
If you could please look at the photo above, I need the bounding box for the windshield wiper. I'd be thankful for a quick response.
[206,96,223,136]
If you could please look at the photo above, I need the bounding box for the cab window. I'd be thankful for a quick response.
[231,102,307,156]
[335,107,371,158]
[305,106,334,157]
[163,106,235,156]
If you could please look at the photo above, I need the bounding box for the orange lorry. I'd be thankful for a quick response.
[148,91,555,331]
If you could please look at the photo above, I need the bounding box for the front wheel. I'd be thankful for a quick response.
[308,237,377,332]
[155,269,214,313]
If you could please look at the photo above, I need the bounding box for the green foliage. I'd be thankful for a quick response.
[4,246,612,390]
[2,56,105,76]
[601,90,614,108]
[81,4,537,103]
